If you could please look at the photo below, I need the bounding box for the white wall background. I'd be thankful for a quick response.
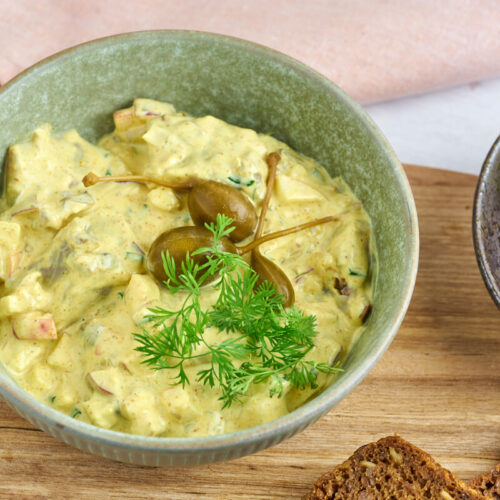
[365,77,500,175]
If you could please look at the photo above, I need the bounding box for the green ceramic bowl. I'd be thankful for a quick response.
[0,31,418,466]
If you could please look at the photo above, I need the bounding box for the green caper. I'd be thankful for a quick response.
[188,180,257,242]
[146,226,237,284]
[251,250,295,308]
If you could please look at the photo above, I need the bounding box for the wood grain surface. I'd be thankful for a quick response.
[0,164,498,499]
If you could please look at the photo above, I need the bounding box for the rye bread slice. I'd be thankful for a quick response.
[468,464,500,499]
[305,435,486,500]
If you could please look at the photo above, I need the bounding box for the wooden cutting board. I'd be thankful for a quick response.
[0,165,498,499]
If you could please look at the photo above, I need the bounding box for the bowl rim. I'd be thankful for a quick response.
[473,134,500,309]
[0,30,419,454]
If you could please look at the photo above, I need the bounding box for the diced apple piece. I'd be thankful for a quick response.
[147,187,179,211]
[134,98,176,118]
[7,125,93,229]
[53,383,77,408]
[275,175,325,203]
[82,394,119,429]
[0,321,49,374]
[120,389,167,436]
[4,341,45,374]
[47,334,75,370]
[0,221,21,249]
[88,367,126,397]
[30,364,57,393]
[206,411,225,435]
[112,105,149,139]
[0,221,21,281]
[11,312,57,340]
[142,122,170,147]
[0,272,51,317]
[125,274,160,320]
[113,107,136,131]
[161,386,199,420]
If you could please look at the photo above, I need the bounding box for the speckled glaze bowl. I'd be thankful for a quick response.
[0,31,418,466]
[473,135,500,309]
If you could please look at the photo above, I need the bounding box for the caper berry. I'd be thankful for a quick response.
[146,226,236,284]
[188,180,257,242]
[251,250,295,308]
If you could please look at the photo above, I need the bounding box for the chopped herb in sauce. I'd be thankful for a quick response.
[348,268,366,278]
[131,242,145,256]
[228,176,255,187]
[71,408,82,418]
[312,167,324,180]
[125,252,143,262]
[295,267,314,283]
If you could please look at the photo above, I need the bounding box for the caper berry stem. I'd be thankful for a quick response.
[82,172,196,192]
[254,152,279,240]
[251,152,295,305]
[237,215,337,255]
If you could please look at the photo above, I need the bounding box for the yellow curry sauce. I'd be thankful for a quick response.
[0,99,372,437]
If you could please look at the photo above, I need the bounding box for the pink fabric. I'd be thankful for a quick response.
[1,0,499,104]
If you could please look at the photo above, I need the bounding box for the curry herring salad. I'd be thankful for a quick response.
[0,99,373,437]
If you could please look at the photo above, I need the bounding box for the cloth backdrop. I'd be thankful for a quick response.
[1,0,499,104]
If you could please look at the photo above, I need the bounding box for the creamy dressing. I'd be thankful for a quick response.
[0,99,373,437]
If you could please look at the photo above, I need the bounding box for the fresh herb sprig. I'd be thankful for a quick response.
[134,214,340,408]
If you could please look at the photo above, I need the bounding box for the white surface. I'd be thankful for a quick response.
[365,77,500,175]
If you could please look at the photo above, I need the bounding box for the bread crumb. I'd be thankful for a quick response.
[440,490,454,500]
[389,446,402,464]
[360,460,376,468]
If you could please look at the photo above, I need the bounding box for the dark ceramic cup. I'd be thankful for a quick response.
[473,135,500,309]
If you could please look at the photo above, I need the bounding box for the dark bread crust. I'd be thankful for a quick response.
[468,465,500,498]
[305,436,486,499]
